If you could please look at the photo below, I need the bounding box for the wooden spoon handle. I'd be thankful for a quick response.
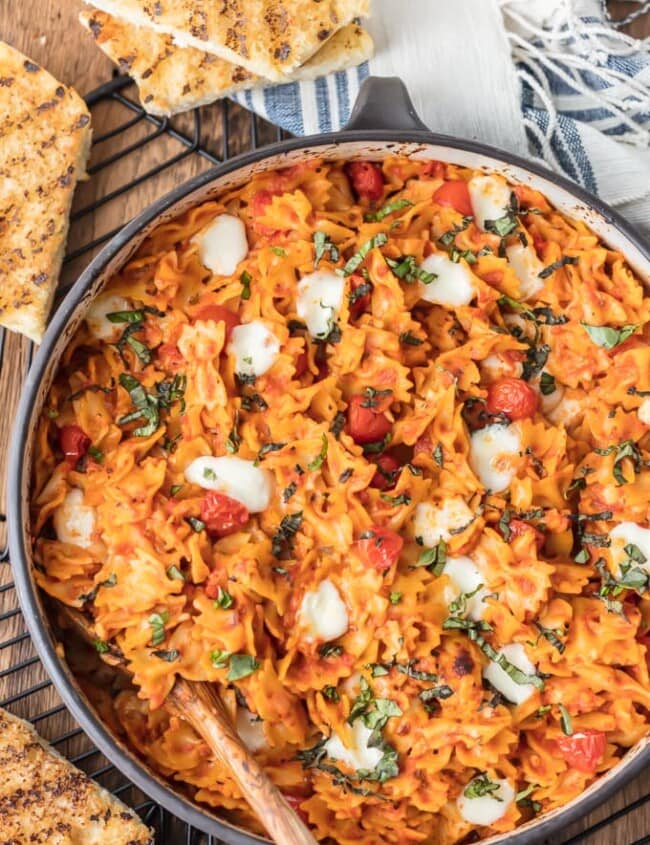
[169,679,318,845]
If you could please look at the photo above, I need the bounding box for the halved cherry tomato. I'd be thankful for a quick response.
[433,181,473,217]
[507,518,545,553]
[346,161,384,202]
[370,454,400,491]
[200,491,249,537]
[557,730,607,774]
[283,793,310,825]
[486,377,539,420]
[60,425,91,463]
[347,393,392,445]
[422,160,445,179]
[193,304,239,339]
[349,274,372,318]
[357,526,404,573]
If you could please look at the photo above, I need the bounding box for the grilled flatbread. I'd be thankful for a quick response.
[0,42,91,343]
[83,0,369,81]
[80,9,373,116]
[0,706,153,844]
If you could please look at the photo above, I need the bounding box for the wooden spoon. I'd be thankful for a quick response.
[56,603,318,845]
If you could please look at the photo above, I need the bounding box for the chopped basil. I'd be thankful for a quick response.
[522,343,550,381]
[370,663,390,677]
[258,441,286,459]
[627,386,650,398]
[343,233,388,276]
[380,493,411,506]
[464,773,502,800]
[418,685,454,709]
[125,335,151,365]
[498,509,512,542]
[272,512,303,557]
[484,192,519,238]
[348,280,373,306]
[449,247,477,264]
[594,439,644,486]
[539,371,556,395]
[87,445,104,463]
[361,387,392,409]
[166,565,185,582]
[559,703,573,735]
[322,685,340,702]
[95,639,110,654]
[386,255,436,284]
[240,392,268,412]
[148,611,169,646]
[118,372,186,437]
[329,411,346,438]
[362,433,392,455]
[438,216,473,247]
[203,467,217,481]
[415,540,447,574]
[227,653,260,681]
[389,592,402,604]
[209,648,231,668]
[365,198,413,223]
[534,622,566,654]
[319,643,343,658]
[625,543,648,565]
[240,270,252,300]
[153,649,180,662]
[226,411,241,454]
[339,468,353,483]
[581,322,640,350]
[282,481,297,502]
[313,231,339,267]
[448,584,485,616]
[348,677,374,723]
[271,246,287,256]
[307,433,328,471]
[537,256,579,279]
[170,484,184,497]
[78,573,117,604]
[186,517,205,533]
[399,330,424,346]
[214,587,234,609]
[433,443,444,467]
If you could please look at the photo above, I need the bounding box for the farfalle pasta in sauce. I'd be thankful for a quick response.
[32,156,650,844]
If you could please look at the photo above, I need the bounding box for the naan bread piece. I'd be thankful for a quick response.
[84,0,369,81]
[0,706,153,844]
[80,8,373,116]
[0,42,91,343]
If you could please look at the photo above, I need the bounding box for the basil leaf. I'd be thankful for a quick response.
[343,233,388,276]
[399,330,424,346]
[186,516,205,533]
[313,231,339,267]
[581,322,640,350]
[322,685,340,702]
[272,512,303,557]
[365,198,413,223]
[307,433,328,471]
[214,587,234,609]
[539,372,556,395]
[209,648,231,668]
[389,592,402,604]
[464,773,503,800]
[415,540,447,574]
[272,246,287,256]
[148,611,169,646]
[166,565,185,581]
[319,643,343,658]
[95,639,110,654]
[152,649,180,662]
[386,255,436,284]
[240,270,252,300]
[227,653,260,681]
[282,481,297,503]
[559,703,573,735]
[329,411,346,438]
[537,256,579,279]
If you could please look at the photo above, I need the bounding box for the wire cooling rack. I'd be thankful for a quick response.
[0,75,649,845]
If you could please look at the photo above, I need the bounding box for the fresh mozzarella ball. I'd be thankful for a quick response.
[505,243,545,301]
[299,579,349,642]
[483,643,537,705]
[53,488,97,548]
[442,556,489,621]
[193,214,249,276]
[638,398,650,426]
[184,456,273,513]
[413,498,474,547]
[228,321,280,377]
[296,271,345,339]
[324,720,383,772]
[610,523,650,576]
[470,424,522,493]
[419,253,476,307]
[468,174,512,231]
[481,353,523,382]
[457,777,515,825]
[85,293,131,341]
[341,672,362,697]
[235,708,268,752]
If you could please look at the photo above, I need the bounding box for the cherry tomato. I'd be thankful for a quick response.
[557,730,607,774]
[346,161,384,202]
[433,181,473,217]
[507,518,545,553]
[193,304,239,339]
[370,454,401,490]
[250,189,275,217]
[357,526,404,573]
[283,793,310,825]
[422,160,445,179]
[157,342,184,370]
[349,274,372,318]
[347,394,392,445]
[200,491,249,537]
[486,377,539,420]
[60,425,91,463]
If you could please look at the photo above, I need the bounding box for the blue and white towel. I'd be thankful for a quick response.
[232,0,650,237]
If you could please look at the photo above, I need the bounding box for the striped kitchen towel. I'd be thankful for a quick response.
[231,0,650,236]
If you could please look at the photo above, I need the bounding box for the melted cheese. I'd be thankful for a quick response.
[299,579,349,642]
[482,643,537,705]
[457,777,515,825]
[470,424,522,493]
[419,253,476,307]
[184,456,273,513]
[413,498,474,546]
[85,293,131,342]
[228,320,280,377]
[505,243,545,301]
[546,393,585,427]
[53,488,97,548]
[610,522,650,576]
[296,271,345,339]
[468,174,512,231]
[324,720,383,772]
[638,398,650,426]
[442,556,489,621]
[193,214,249,276]
[235,708,268,752]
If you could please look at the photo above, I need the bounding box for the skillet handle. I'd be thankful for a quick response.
[344,76,429,132]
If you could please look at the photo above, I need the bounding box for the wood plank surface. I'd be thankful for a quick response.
[0,2,648,844]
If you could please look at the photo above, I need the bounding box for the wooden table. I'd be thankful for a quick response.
[0,2,648,843]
